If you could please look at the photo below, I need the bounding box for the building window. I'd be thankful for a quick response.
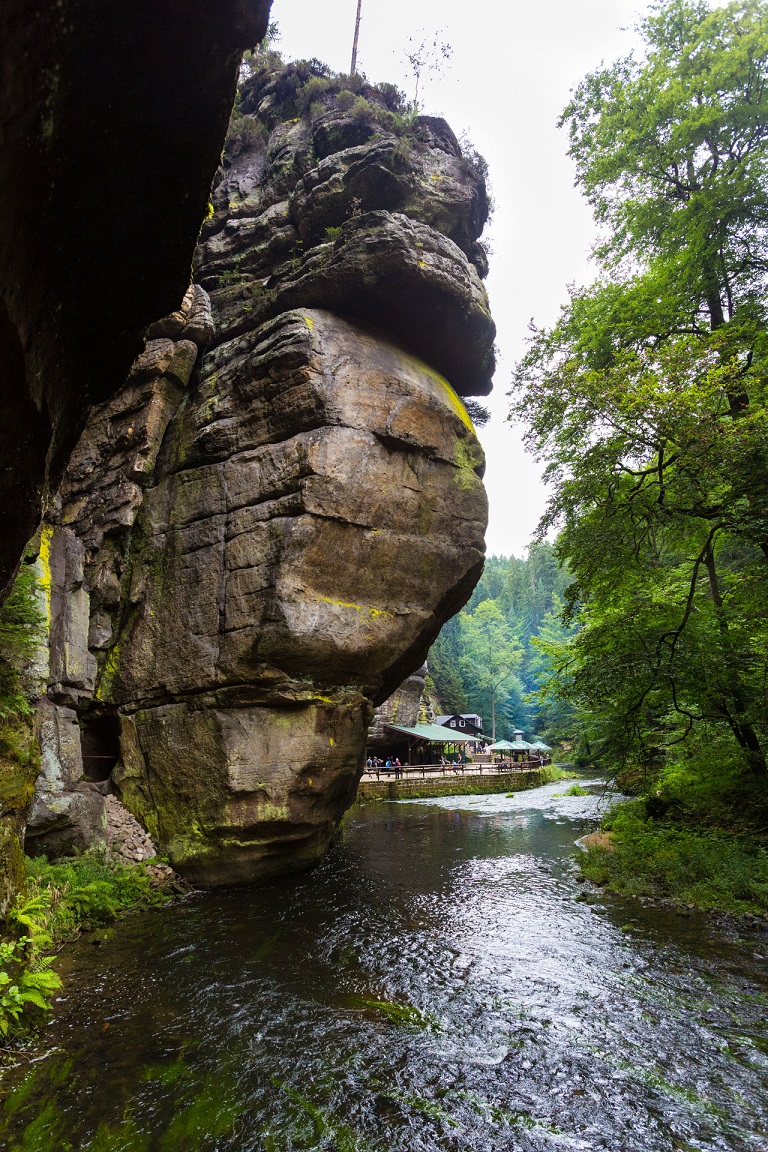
[450,720,456,727]
[459,719,465,727]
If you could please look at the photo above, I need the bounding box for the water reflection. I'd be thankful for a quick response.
[1,778,767,1151]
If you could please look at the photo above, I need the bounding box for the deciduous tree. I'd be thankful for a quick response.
[510,0,768,777]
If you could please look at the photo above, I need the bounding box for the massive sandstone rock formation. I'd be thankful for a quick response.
[26,61,494,885]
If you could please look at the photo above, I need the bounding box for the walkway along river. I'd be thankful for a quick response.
[1,776,768,1150]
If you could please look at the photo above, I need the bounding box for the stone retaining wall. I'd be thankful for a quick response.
[356,770,547,802]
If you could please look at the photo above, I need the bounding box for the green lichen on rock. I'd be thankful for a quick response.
[0,563,45,916]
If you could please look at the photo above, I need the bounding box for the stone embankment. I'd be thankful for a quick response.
[357,769,550,802]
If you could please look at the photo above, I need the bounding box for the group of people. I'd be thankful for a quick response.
[365,753,473,778]
[366,756,403,778]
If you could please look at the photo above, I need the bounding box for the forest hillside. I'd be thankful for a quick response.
[428,543,573,743]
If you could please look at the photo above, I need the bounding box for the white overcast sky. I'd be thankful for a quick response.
[270,0,646,556]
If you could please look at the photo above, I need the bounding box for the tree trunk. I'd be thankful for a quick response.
[704,261,749,415]
[350,0,363,75]
[704,540,767,775]
[491,688,496,743]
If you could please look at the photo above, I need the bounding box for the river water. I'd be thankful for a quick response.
[2,777,768,1151]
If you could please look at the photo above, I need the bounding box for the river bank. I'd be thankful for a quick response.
[578,797,768,921]
[0,849,179,1049]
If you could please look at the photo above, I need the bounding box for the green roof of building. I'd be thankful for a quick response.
[383,723,479,743]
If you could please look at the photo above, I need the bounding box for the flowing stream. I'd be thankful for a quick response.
[2,776,768,1151]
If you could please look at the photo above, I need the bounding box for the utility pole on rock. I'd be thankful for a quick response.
[350,0,363,75]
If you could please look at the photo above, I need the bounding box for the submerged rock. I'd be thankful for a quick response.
[28,61,494,885]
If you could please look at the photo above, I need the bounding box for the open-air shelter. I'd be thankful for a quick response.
[508,739,534,762]
[487,739,515,752]
[381,722,478,765]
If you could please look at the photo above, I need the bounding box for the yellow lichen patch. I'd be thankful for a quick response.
[304,314,314,330]
[402,355,475,432]
[317,596,393,620]
[431,376,475,433]
[37,524,54,627]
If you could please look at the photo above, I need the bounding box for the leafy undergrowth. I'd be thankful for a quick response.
[24,850,168,944]
[1,850,171,1046]
[540,764,577,783]
[580,800,768,917]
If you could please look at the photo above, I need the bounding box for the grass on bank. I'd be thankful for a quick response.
[580,799,768,917]
[1,850,170,1043]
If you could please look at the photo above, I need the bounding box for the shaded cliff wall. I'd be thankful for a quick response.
[0,0,272,594]
[26,60,494,887]
[367,665,434,750]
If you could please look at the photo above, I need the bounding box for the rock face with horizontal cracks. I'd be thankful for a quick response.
[367,664,433,751]
[22,287,212,870]
[30,61,493,885]
[197,60,496,395]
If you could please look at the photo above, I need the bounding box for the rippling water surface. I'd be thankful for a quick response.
[2,777,768,1151]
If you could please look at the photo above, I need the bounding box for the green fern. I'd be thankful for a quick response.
[7,891,53,941]
[69,881,119,922]
[0,941,61,1036]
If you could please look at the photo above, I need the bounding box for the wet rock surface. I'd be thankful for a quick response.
[28,61,493,886]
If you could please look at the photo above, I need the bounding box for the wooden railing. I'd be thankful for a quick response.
[365,758,550,780]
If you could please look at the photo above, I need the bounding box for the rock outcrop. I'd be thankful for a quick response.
[0,0,273,594]
[27,60,493,886]
[366,664,434,750]
[198,61,495,395]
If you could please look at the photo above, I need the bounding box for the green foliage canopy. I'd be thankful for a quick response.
[428,545,572,741]
[510,0,768,780]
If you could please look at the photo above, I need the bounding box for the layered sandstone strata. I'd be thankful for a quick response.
[28,61,493,885]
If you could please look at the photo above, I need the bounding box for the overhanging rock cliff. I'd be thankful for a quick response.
[30,61,494,885]
[0,0,272,594]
